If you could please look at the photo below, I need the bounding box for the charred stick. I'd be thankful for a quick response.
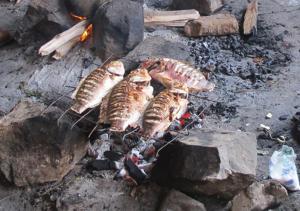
[39,20,88,56]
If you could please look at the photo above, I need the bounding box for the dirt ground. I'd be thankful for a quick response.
[0,0,300,210]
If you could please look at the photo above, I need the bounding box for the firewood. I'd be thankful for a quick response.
[52,36,80,60]
[144,10,200,25]
[39,20,88,56]
[145,20,188,27]
[184,14,239,37]
[243,0,258,35]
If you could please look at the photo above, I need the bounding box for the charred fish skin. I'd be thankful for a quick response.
[142,83,189,138]
[106,68,153,132]
[71,61,125,114]
[140,58,215,93]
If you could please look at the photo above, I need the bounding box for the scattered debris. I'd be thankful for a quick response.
[257,149,269,155]
[259,123,271,131]
[279,114,289,121]
[144,9,200,27]
[0,29,12,46]
[231,180,288,211]
[184,14,239,37]
[266,112,273,119]
[269,145,300,191]
[243,0,258,35]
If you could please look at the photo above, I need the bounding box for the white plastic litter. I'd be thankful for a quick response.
[269,145,300,191]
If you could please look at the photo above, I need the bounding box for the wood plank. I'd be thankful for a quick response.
[144,9,200,27]
[184,14,239,37]
[243,0,258,35]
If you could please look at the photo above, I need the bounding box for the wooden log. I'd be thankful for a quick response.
[39,20,88,56]
[52,36,80,60]
[144,10,200,27]
[184,14,239,37]
[243,0,258,35]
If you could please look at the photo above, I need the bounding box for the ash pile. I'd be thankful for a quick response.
[0,0,299,210]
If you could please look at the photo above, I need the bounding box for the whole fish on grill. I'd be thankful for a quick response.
[140,57,215,93]
[142,82,189,138]
[71,60,125,114]
[100,68,153,132]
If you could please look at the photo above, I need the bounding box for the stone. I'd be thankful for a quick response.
[152,129,257,199]
[93,0,144,60]
[57,177,163,211]
[172,0,224,15]
[0,101,88,186]
[121,36,192,72]
[64,0,104,18]
[145,0,173,8]
[14,0,73,44]
[159,190,206,211]
[231,180,288,211]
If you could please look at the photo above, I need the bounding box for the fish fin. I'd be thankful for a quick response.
[70,103,86,114]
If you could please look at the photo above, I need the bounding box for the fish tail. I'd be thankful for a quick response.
[70,103,87,114]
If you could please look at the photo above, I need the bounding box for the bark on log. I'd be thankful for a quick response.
[144,10,200,27]
[184,14,239,37]
[243,0,258,35]
[39,20,88,56]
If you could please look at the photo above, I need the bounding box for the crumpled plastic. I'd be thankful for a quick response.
[269,145,300,191]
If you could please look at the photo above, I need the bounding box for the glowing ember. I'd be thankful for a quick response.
[80,24,93,42]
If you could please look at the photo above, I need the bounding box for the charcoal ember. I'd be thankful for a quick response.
[93,0,144,60]
[104,151,123,161]
[124,158,147,185]
[292,111,300,143]
[152,129,257,198]
[121,36,192,72]
[0,101,88,186]
[87,159,117,171]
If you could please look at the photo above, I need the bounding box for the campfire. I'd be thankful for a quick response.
[0,0,298,210]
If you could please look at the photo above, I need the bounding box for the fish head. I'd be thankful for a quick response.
[170,82,189,99]
[106,60,125,76]
[127,68,152,84]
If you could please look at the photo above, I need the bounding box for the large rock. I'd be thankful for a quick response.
[159,190,206,211]
[172,0,224,15]
[152,129,257,198]
[15,0,73,44]
[121,36,192,72]
[0,101,88,186]
[93,0,144,60]
[57,177,163,211]
[231,180,288,211]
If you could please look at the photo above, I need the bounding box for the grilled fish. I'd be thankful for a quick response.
[140,58,215,93]
[142,82,189,138]
[71,60,125,114]
[103,68,153,132]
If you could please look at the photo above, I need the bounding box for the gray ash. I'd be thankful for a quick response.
[188,20,291,84]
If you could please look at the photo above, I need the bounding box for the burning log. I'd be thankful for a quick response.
[52,36,80,60]
[144,10,200,27]
[243,0,258,35]
[184,14,239,37]
[39,20,88,56]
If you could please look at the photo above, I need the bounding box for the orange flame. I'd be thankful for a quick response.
[80,24,93,42]
[70,13,87,21]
